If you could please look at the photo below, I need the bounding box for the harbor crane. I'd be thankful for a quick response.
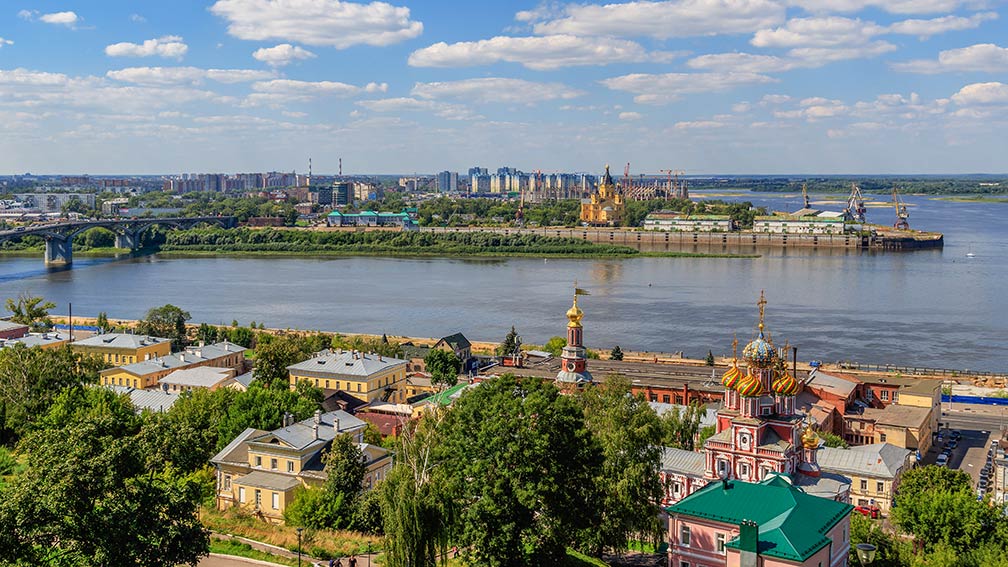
[843,182,867,223]
[892,187,910,230]
[801,183,811,209]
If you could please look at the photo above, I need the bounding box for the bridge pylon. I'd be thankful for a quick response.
[44,235,73,266]
[115,231,139,251]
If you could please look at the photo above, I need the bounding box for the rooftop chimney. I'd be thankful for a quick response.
[312,422,319,440]
[314,409,322,425]
[179,353,185,363]
[334,417,340,435]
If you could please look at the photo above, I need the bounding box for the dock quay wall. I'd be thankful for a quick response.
[421,226,942,252]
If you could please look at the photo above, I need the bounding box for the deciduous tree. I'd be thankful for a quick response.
[5,293,55,331]
[139,304,191,349]
[424,349,461,389]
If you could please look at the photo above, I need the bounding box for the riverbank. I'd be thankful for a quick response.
[0,246,130,257]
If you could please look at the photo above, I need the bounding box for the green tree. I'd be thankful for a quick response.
[705,350,715,366]
[609,345,623,361]
[0,388,208,567]
[848,512,910,567]
[228,326,254,348]
[658,402,704,450]
[5,293,55,332]
[380,413,455,567]
[424,349,461,389]
[196,322,218,344]
[285,433,369,531]
[576,375,663,556]
[95,311,109,332]
[253,335,310,389]
[696,424,716,447]
[543,336,567,357]
[892,465,1003,553]
[0,344,105,443]
[497,325,520,357]
[138,304,191,349]
[441,375,602,566]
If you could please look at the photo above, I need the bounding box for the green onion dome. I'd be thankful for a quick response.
[736,370,767,398]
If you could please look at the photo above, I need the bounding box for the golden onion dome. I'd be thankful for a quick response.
[801,424,820,449]
[566,297,584,328]
[721,364,743,389]
[742,328,776,369]
[772,369,800,396]
[736,370,766,398]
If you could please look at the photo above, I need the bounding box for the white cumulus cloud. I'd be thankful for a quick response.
[408,35,677,70]
[209,0,423,48]
[887,12,997,38]
[252,44,317,66]
[39,11,79,26]
[106,66,274,85]
[411,78,584,104]
[788,0,987,14]
[951,82,1008,105]
[892,43,1008,74]
[601,72,776,104]
[0,38,13,47]
[619,111,643,120]
[528,0,786,39]
[105,36,189,59]
[243,79,387,106]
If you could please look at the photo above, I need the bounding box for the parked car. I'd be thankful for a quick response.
[936,453,949,467]
[951,430,962,440]
[947,440,958,450]
[854,505,881,519]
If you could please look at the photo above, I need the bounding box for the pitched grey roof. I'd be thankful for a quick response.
[439,332,471,350]
[73,333,170,350]
[106,384,179,413]
[234,470,302,492]
[792,470,851,500]
[0,320,28,334]
[817,443,912,479]
[3,332,69,348]
[211,427,265,465]
[661,447,705,477]
[287,350,407,378]
[104,341,245,377]
[159,366,233,388]
[262,410,366,451]
[233,371,256,389]
[807,371,859,397]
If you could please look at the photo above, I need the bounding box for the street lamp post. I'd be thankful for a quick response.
[366,542,371,567]
[296,527,304,567]
[855,543,877,566]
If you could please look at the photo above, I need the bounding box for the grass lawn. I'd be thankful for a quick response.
[210,538,299,566]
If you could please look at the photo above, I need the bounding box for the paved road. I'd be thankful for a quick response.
[199,555,282,567]
[928,408,1003,486]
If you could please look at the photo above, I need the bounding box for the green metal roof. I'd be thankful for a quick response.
[426,382,469,406]
[667,474,852,562]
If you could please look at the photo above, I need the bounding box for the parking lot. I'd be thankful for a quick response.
[922,410,1001,494]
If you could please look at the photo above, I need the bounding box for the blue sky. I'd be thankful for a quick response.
[1,0,1006,175]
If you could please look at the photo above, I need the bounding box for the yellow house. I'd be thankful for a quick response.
[3,332,71,350]
[211,410,392,523]
[896,380,941,438]
[818,443,914,514]
[71,333,171,365]
[580,165,625,226]
[287,350,409,404]
[99,340,247,389]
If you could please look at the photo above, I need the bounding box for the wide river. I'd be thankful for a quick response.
[1,191,1005,372]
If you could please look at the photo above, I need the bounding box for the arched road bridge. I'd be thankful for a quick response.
[0,216,237,266]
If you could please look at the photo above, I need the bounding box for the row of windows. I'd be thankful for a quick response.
[237,486,281,510]
[859,479,886,493]
[252,455,297,473]
[679,526,726,553]
[296,373,405,393]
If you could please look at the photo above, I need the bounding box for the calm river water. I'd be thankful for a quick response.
[1,192,1005,372]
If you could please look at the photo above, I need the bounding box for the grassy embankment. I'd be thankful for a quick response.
[202,506,378,559]
[929,195,1008,203]
[158,227,758,259]
[0,246,131,257]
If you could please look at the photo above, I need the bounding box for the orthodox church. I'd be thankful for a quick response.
[661,292,851,505]
[556,290,593,386]
[580,165,625,226]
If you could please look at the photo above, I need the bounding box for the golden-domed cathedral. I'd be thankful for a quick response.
[580,165,625,226]
[661,292,850,505]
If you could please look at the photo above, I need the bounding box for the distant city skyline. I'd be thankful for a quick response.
[1,1,1007,174]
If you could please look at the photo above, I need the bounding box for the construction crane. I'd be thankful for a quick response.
[674,169,687,199]
[801,183,811,209]
[623,162,631,194]
[843,182,867,223]
[515,185,525,227]
[892,187,910,230]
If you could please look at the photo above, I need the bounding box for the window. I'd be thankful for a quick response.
[325,380,330,389]
[673,482,681,497]
[287,461,295,473]
[272,492,280,510]
[716,533,726,553]
[877,481,884,493]
[880,390,889,401]
[254,489,262,508]
[880,433,887,442]
[223,475,231,490]
[270,458,278,470]
[650,394,658,402]
[238,487,246,503]
[680,562,690,567]
[717,460,729,477]
[739,463,750,477]
[357,383,361,392]
[860,479,868,491]
[662,395,670,404]
[893,392,899,402]
[680,525,691,546]
[255,456,262,467]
